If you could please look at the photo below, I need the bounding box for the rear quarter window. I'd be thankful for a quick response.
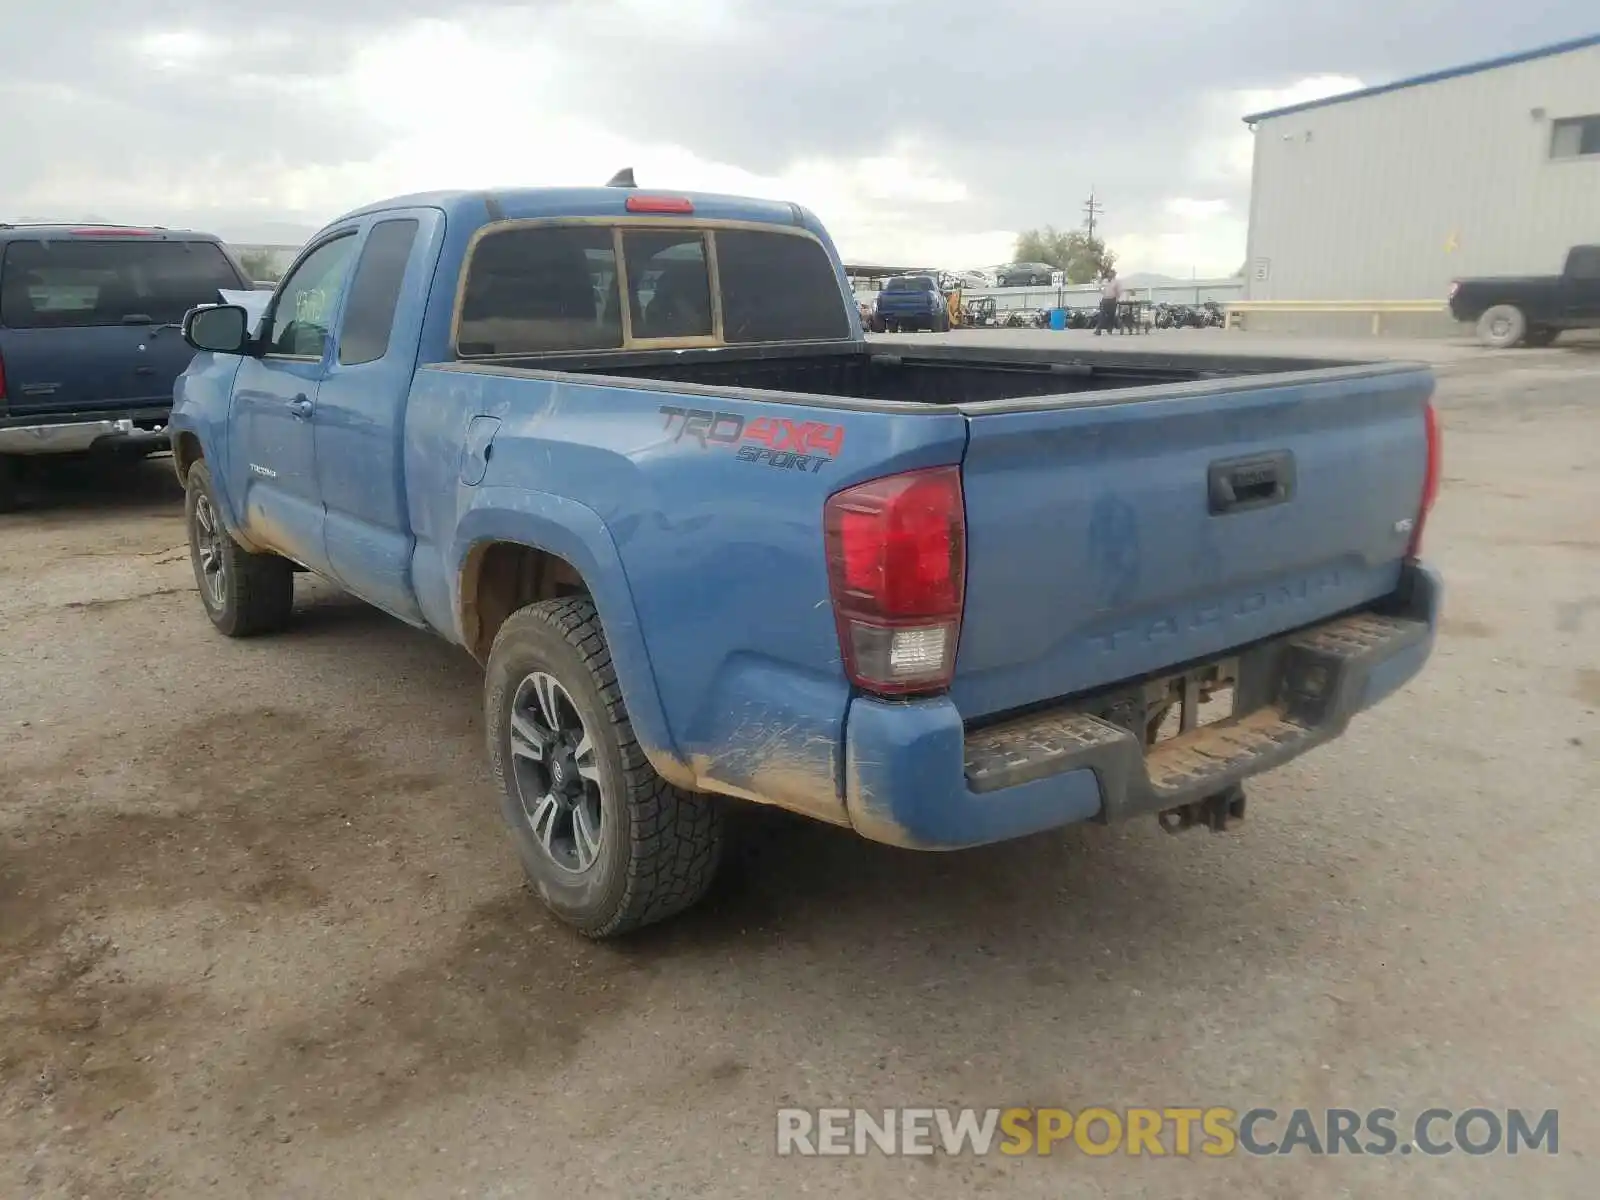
[337,219,420,365]
[0,238,242,329]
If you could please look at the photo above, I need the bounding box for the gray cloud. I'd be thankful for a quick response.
[3,0,1592,259]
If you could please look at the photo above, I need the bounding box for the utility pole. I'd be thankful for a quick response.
[1083,188,1103,241]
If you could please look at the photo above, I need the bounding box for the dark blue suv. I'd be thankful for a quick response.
[0,224,251,507]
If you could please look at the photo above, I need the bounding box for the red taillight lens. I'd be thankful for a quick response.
[625,195,694,214]
[824,466,966,696]
[1407,401,1441,558]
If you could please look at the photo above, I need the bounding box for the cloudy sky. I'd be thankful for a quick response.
[4,1,1592,277]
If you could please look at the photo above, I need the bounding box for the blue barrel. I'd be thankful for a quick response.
[1049,307,1067,331]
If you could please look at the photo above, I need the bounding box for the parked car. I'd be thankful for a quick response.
[0,223,253,508]
[1448,244,1600,348]
[946,269,994,290]
[872,274,948,332]
[995,262,1055,287]
[169,185,1441,937]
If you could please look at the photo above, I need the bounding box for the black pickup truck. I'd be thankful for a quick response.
[1448,244,1600,348]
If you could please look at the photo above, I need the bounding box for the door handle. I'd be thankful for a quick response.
[288,395,315,419]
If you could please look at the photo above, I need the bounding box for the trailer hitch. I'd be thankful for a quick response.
[1157,784,1247,834]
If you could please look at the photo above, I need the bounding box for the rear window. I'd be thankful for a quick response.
[456,223,849,356]
[0,239,243,329]
[884,275,934,292]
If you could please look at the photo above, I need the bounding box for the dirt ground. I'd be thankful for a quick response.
[2,334,1597,1199]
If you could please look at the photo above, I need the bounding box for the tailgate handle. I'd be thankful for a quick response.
[1209,451,1295,515]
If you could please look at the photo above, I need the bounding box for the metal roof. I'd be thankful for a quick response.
[1242,32,1600,124]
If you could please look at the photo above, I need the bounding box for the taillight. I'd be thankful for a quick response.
[1407,401,1441,558]
[823,466,966,696]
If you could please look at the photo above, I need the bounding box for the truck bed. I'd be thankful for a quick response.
[427,339,1430,726]
[465,340,1375,410]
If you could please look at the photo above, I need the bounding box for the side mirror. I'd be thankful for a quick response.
[183,304,250,354]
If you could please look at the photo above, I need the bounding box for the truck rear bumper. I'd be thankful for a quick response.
[0,413,170,456]
[843,562,1440,850]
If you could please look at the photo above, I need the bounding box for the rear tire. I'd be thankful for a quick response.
[0,456,19,514]
[1475,304,1526,348]
[184,460,295,637]
[486,597,724,938]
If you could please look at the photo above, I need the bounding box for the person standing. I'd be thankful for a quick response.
[1094,270,1123,336]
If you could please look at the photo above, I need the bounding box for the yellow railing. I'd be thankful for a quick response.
[1224,300,1448,335]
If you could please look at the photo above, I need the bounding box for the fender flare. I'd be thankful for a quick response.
[450,487,690,787]
[170,417,267,554]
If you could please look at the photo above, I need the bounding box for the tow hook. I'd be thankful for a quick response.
[1157,785,1247,834]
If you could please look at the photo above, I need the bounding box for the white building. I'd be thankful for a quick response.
[1243,35,1600,305]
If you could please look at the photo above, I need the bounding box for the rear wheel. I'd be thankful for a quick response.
[1475,304,1526,348]
[184,460,295,636]
[0,456,19,514]
[485,597,724,938]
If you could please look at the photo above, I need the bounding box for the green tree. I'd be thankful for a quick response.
[1013,226,1116,284]
[239,250,282,282]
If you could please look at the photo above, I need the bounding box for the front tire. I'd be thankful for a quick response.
[1475,304,1526,348]
[184,460,295,636]
[486,597,724,938]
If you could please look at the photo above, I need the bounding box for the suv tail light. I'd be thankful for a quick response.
[1407,401,1441,558]
[823,466,966,696]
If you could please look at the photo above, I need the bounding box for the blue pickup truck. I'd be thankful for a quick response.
[0,223,253,509]
[169,185,1441,937]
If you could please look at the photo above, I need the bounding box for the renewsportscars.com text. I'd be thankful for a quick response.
[776,1106,1559,1158]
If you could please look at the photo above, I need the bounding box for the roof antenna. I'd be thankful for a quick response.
[606,168,637,188]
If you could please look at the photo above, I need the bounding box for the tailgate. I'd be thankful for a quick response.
[952,365,1434,720]
[878,292,932,313]
[0,326,167,416]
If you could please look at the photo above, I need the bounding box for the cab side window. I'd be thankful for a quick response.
[1567,246,1600,279]
[266,235,358,359]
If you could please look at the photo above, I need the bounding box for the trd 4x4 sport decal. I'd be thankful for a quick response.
[658,405,845,473]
